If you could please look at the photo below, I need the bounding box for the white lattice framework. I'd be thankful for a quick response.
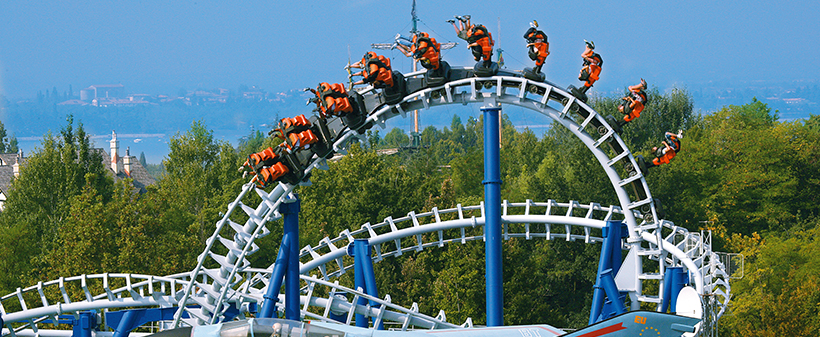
[1,69,730,336]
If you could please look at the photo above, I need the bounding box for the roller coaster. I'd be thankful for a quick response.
[1,21,730,337]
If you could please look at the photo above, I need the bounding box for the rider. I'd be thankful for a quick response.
[350,51,394,88]
[524,20,549,74]
[447,14,473,41]
[645,131,682,168]
[269,114,319,152]
[577,40,602,95]
[466,23,494,65]
[615,79,649,127]
[242,114,320,188]
[241,146,290,188]
[397,31,442,71]
[306,82,354,118]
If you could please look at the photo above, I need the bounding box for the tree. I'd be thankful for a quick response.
[299,144,446,246]
[0,116,113,291]
[160,121,230,240]
[0,120,8,153]
[721,219,820,336]
[6,135,18,153]
[591,87,699,152]
[366,129,381,148]
[382,127,410,147]
[650,99,814,236]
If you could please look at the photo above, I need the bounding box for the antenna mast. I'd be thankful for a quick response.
[369,0,456,147]
[411,0,419,34]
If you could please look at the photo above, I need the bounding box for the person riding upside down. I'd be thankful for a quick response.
[577,40,602,95]
[349,51,394,88]
[645,131,682,168]
[614,79,648,128]
[524,20,549,74]
[396,31,442,71]
[305,82,354,118]
[466,24,494,65]
[447,14,473,41]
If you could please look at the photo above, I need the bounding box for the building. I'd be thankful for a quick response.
[0,131,156,210]
[103,131,156,193]
[80,84,125,101]
[0,151,25,210]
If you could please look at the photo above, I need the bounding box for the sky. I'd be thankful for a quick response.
[2,0,820,100]
[1,0,819,163]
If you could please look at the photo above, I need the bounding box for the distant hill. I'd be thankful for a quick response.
[3,80,817,164]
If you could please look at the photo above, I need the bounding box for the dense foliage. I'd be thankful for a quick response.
[1,91,818,334]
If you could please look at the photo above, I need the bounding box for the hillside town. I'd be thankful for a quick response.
[5,80,812,121]
[50,84,296,108]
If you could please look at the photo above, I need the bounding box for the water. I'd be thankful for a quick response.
[16,130,250,165]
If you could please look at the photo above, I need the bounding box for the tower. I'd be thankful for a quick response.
[110,131,122,174]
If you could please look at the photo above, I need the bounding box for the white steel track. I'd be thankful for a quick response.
[2,69,730,336]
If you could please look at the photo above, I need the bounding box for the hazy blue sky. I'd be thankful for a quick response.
[2,0,819,100]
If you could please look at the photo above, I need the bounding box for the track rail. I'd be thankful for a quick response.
[2,68,730,335]
[1,203,729,335]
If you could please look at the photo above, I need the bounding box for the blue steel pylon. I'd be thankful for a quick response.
[259,194,301,321]
[482,103,503,326]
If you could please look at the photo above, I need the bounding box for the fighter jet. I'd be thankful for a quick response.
[148,311,699,337]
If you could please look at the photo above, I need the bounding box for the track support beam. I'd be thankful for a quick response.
[590,220,626,324]
[661,267,688,313]
[259,194,301,321]
[482,102,503,326]
[350,239,384,329]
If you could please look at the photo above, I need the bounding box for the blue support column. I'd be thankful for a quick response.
[73,311,96,337]
[112,310,138,337]
[599,269,627,320]
[282,196,301,321]
[590,221,623,325]
[353,252,368,328]
[661,267,687,313]
[260,195,301,320]
[609,222,626,277]
[107,308,181,337]
[671,267,688,313]
[482,104,503,327]
[350,239,383,329]
[259,231,291,318]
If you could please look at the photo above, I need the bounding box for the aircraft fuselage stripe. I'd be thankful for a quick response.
[575,323,627,337]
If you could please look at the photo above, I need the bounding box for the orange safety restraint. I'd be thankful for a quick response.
[580,49,602,87]
[623,91,647,122]
[244,147,290,188]
[315,82,353,117]
[524,28,547,43]
[652,136,680,166]
[530,41,549,66]
[257,161,290,188]
[413,33,441,70]
[468,25,494,61]
[362,52,394,87]
[275,114,318,151]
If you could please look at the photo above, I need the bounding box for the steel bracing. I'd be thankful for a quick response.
[2,69,730,337]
